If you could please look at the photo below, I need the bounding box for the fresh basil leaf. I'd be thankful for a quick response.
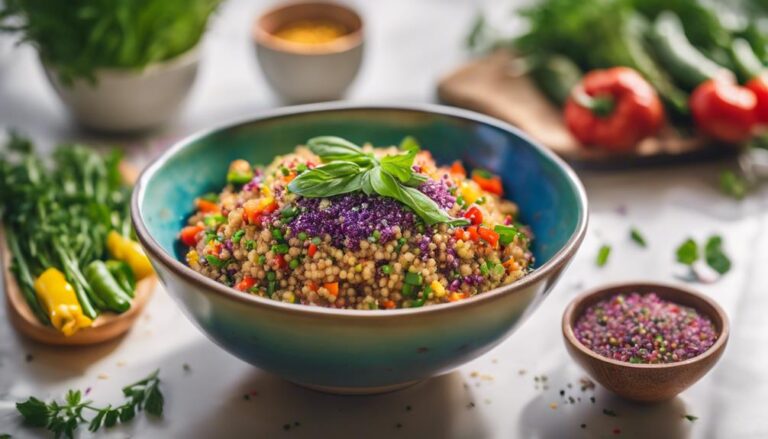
[403,172,429,187]
[287,162,365,197]
[380,149,417,183]
[307,136,372,165]
[676,238,698,265]
[704,235,731,275]
[369,168,468,226]
[360,170,375,196]
[399,136,421,152]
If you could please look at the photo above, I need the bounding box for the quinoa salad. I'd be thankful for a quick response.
[179,136,533,310]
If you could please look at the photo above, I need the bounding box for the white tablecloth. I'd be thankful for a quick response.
[1,1,767,437]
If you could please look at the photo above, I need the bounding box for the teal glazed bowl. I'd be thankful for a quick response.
[132,103,588,394]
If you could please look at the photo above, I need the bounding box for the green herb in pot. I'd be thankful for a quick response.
[0,0,220,85]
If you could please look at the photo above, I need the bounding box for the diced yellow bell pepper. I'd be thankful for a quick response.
[107,231,153,280]
[459,181,482,205]
[431,280,447,298]
[34,268,93,336]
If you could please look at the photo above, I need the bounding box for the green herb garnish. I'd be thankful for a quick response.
[676,236,731,276]
[719,170,747,200]
[704,235,731,275]
[596,245,611,267]
[288,136,469,226]
[630,227,647,247]
[16,370,163,438]
[676,239,699,265]
[682,414,698,422]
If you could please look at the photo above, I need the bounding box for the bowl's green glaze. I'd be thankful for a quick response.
[132,103,588,394]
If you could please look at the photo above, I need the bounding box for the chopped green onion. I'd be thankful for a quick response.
[271,243,289,254]
[205,254,227,268]
[312,237,322,245]
[245,239,255,251]
[204,214,226,227]
[404,271,423,286]
[232,230,245,243]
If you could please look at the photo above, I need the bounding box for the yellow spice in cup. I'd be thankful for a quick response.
[273,20,347,44]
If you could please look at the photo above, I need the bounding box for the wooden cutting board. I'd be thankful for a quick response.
[437,51,735,168]
[2,162,156,346]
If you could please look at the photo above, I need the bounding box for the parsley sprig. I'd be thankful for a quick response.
[288,136,469,227]
[16,370,163,439]
[676,235,731,276]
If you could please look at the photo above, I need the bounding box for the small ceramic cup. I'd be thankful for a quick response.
[253,1,364,103]
[44,47,199,133]
[562,282,729,402]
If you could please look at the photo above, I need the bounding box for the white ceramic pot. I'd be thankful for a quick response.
[44,48,200,132]
[253,2,364,103]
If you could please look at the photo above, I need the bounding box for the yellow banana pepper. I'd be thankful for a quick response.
[107,231,153,280]
[33,268,93,336]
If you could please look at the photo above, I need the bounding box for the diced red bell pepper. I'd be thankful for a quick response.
[464,206,483,225]
[275,254,287,270]
[450,160,466,176]
[236,276,256,291]
[471,174,504,196]
[467,225,480,241]
[308,243,318,257]
[180,225,204,246]
[477,227,499,247]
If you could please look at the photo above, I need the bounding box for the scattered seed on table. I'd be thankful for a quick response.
[549,402,558,410]
[603,409,618,417]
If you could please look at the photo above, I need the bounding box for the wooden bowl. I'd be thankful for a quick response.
[562,282,729,402]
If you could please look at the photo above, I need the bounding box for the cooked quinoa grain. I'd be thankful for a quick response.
[179,141,534,309]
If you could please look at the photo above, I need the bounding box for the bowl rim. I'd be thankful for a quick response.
[562,281,730,370]
[131,102,589,319]
[252,1,364,55]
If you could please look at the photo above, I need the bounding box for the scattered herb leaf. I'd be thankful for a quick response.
[629,227,647,247]
[682,414,698,422]
[704,235,731,275]
[16,370,163,438]
[676,239,698,265]
[719,170,747,200]
[596,245,611,267]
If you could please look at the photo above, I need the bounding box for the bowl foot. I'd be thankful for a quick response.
[291,379,422,395]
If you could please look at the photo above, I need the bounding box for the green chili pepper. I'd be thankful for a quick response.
[84,261,132,313]
[105,260,136,298]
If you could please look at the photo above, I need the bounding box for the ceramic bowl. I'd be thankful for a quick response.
[253,2,364,103]
[132,103,588,394]
[563,282,729,402]
[44,48,199,132]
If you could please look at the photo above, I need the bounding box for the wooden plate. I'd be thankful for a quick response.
[438,51,736,169]
[2,162,156,346]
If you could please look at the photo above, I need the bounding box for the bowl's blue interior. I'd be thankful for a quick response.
[139,107,584,269]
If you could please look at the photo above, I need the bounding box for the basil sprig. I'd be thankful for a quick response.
[288,136,469,226]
